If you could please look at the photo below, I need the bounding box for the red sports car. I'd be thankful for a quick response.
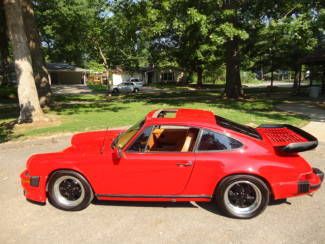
[21,108,323,218]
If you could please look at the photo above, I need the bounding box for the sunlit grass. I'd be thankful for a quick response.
[0,89,308,142]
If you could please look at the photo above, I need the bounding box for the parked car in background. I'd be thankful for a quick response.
[128,78,144,87]
[110,81,141,94]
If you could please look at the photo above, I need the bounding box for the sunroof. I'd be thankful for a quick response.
[153,109,177,118]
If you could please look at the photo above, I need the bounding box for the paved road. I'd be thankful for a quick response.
[0,134,324,244]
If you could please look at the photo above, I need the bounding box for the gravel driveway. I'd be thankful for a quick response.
[0,134,324,244]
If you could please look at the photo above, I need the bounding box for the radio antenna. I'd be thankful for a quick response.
[100,127,109,154]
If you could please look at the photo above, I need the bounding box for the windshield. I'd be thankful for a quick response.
[113,119,145,148]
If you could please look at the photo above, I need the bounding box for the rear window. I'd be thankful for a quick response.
[215,116,261,139]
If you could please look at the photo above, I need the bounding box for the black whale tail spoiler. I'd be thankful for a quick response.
[256,124,318,153]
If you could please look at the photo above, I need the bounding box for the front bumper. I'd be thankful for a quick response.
[20,170,46,203]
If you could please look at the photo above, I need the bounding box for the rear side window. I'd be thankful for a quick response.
[198,130,242,151]
[216,116,261,139]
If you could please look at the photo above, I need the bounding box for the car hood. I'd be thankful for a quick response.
[69,129,123,153]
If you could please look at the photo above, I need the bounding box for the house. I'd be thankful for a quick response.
[47,63,89,84]
[110,67,185,85]
[86,66,185,86]
[143,68,185,84]
[111,67,143,86]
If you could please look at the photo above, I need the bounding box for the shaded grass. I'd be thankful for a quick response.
[0,87,308,142]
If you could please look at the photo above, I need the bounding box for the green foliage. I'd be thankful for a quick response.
[33,0,324,87]
[86,81,107,92]
[240,71,261,84]
[86,61,105,73]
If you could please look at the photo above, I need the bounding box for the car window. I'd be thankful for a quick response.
[215,116,261,139]
[114,120,145,149]
[145,125,199,152]
[197,130,242,151]
[127,126,153,152]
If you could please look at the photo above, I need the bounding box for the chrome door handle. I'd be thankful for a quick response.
[176,161,193,167]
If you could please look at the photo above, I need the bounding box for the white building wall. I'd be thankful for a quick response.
[112,73,123,85]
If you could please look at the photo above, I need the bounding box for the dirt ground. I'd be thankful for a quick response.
[0,133,324,244]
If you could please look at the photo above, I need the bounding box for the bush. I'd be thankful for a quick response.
[241,71,262,84]
[0,85,17,101]
[87,81,108,92]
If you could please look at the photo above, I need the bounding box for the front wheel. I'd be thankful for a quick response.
[215,175,270,219]
[48,170,93,211]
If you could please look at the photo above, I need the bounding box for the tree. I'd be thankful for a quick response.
[0,1,10,85]
[4,0,44,123]
[146,0,224,85]
[21,0,52,107]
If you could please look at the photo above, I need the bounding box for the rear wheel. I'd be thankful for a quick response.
[112,88,119,95]
[48,170,93,211]
[215,175,269,219]
[133,88,139,93]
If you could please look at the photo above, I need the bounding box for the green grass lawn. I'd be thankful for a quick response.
[0,89,308,143]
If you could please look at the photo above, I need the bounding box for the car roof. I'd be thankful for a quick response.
[145,108,216,127]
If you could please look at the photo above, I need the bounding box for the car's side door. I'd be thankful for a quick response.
[188,129,244,194]
[105,125,199,195]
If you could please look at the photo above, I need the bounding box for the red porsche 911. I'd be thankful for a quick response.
[21,108,323,218]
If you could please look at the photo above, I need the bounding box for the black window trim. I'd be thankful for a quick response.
[125,125,154,153]
[215,115,262,140]
[194,128,244,153]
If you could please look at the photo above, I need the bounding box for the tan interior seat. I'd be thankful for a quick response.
[181,129,197,152]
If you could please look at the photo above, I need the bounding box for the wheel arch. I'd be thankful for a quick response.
[214,173,275,199]
[46,168,95,195]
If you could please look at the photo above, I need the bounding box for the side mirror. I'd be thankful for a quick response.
[112,146,122,162]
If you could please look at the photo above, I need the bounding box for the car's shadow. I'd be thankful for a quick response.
[92,199,197,208]
[91,198,291,218]
[197,198,291,217]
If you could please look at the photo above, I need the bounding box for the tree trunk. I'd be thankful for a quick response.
[225,38,242,98]
[20,0,51,107]
[197,66,203,87]
[0,1,10,85]
[97,45,110,90]
[293,66,300,88]
[4,0,44,123]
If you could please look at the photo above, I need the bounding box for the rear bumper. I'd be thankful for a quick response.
[298,168,324,193]
[20,170,46,203]
[272,168,323,199]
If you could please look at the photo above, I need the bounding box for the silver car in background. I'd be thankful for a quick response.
[110,81,141,94]
[128,78,144,87]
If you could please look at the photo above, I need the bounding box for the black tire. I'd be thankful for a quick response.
[47,170,94,211]
[112,88,119,95]
[133,88,139,93]
[214,175,270,219]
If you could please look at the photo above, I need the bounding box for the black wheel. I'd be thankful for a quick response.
[112,88,119,95]
[47,170,94,211]
[133,88,139,93]
[214,175,270,219]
